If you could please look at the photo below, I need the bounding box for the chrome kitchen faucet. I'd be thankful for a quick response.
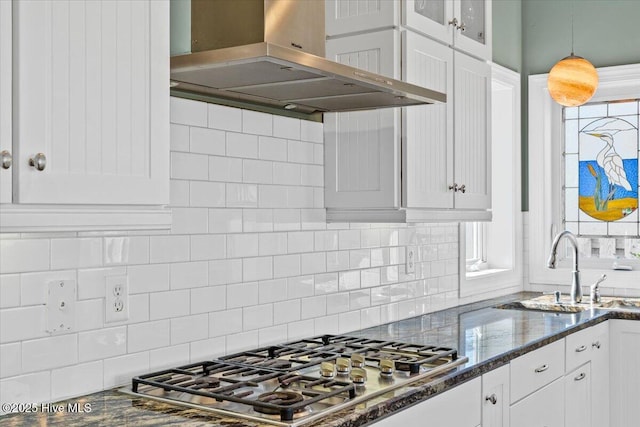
[547,230,582,304]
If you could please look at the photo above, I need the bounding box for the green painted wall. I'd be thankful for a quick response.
[521,0,640,210]
[493,0,522,72]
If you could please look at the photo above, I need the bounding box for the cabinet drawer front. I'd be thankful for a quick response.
[565,321,608,372]
[510,339,565,403]
[510,378,565,427]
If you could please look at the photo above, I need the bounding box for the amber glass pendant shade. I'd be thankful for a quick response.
[547,55,599,107]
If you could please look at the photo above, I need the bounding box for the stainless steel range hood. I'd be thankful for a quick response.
[170,0,446,115]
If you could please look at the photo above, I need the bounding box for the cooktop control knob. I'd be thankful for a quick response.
[350,367,367,385]
[336,357,351,374]
[320,361,335,378]
[351,353,365,368]
[380,359,395,378]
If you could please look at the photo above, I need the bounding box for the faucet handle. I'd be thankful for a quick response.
[593,274,607,288]
[590,274,606,304]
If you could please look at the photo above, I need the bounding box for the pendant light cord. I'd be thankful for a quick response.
[571,0,575,55]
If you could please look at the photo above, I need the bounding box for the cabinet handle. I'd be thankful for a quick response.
[29,153,47,171]
[574,372,586,381]
[575,345,587,353]
[1,150,11,169]
[459,184,466,193]
[448,183,458,192]
[448,17,459,27]
[485,394,497,405]
[534,364,549,373]
[457,21,466,32]
[592,341,601,349]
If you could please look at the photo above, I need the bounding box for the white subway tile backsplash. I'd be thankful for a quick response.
[243,304,273,331]
[227,282,259,309]
[51,361,103,401]
[226,183,258,208]
[190,337,226,361]
[243,257,273,282]
[191,235,226,261]
[22,334,78,373]
[103,352,149,388]
[128,264,169,294]
[171,208,209,235]
[170,123,190,152]
[1,372,51,405]
[1,306,47,343]
[209,209,243,234]
[209,156,243,183]
[0,98,468,405]
[209,259,242,286]
[300,120,323,143]
[242,110,273,136]
[227,132,258,159]
[190,286,226,314]
[259,136,288,161]
[208,104,242,132]
[0,343,21,378]
[273,300,300,325]
[170,261,208,290]
[150,290,190,320]
[189,182,225,207]
[171,98,207,127]
[190,126,226,155]
[209,309,243,337]
[128,320,170,353]
[78,327,127,362]
[243,159,273,184]
[0,275,20,308]
[149,344,190,371]
[171,152,209,180]
[150,236,190,264]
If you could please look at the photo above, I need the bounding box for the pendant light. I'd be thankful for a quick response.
[547,1,598,107]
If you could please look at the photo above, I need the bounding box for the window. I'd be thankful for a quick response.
[563,100,640,261]
[529,63,640,288]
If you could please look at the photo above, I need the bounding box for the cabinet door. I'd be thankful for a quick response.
[482,365,509,427]
[403,0,454,46]
[373,378,481,426]
[610,320,640,427]
[510,378,564,427]
[453,51,490,210]
[326,0,398,37]
[325,30,400,209]
[589,322,609,427]
[453,0,492,60]
[402,31,454,209]
[565,363,591,427]
[0,0,11,204]
[14,0,169,205]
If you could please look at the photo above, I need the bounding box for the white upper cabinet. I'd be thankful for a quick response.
[327,1,492,61]
[404,0,492,60]
[0,0,11,204]
[2,0,170,231]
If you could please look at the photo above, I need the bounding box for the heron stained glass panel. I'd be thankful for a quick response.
[564,100,640,238]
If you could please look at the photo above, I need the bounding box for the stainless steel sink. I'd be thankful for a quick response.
[495,294,640,313]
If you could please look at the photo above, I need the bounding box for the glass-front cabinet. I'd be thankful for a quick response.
[404,0,492,60]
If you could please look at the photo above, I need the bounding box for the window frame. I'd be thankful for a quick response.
[460,64,523,298]
[528,63,640,289]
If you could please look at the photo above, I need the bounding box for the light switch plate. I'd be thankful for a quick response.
[46,280,76,333]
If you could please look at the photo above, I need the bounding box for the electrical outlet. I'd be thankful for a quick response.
[105,276,129,323]
[406,246,417,274]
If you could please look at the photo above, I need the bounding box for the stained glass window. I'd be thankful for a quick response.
[563,99,640,259]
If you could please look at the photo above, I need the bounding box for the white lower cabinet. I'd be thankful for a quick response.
[482,364,510,427]
[564,363,591,427]
[372,377,481,426]
[610,319,640,427]
[510,378,565,427]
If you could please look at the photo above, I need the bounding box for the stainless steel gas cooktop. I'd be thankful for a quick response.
[122,335,468,426]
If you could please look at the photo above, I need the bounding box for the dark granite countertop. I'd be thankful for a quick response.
[2,292,639,427]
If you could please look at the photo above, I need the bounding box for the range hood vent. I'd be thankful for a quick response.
[170,0,446,115]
